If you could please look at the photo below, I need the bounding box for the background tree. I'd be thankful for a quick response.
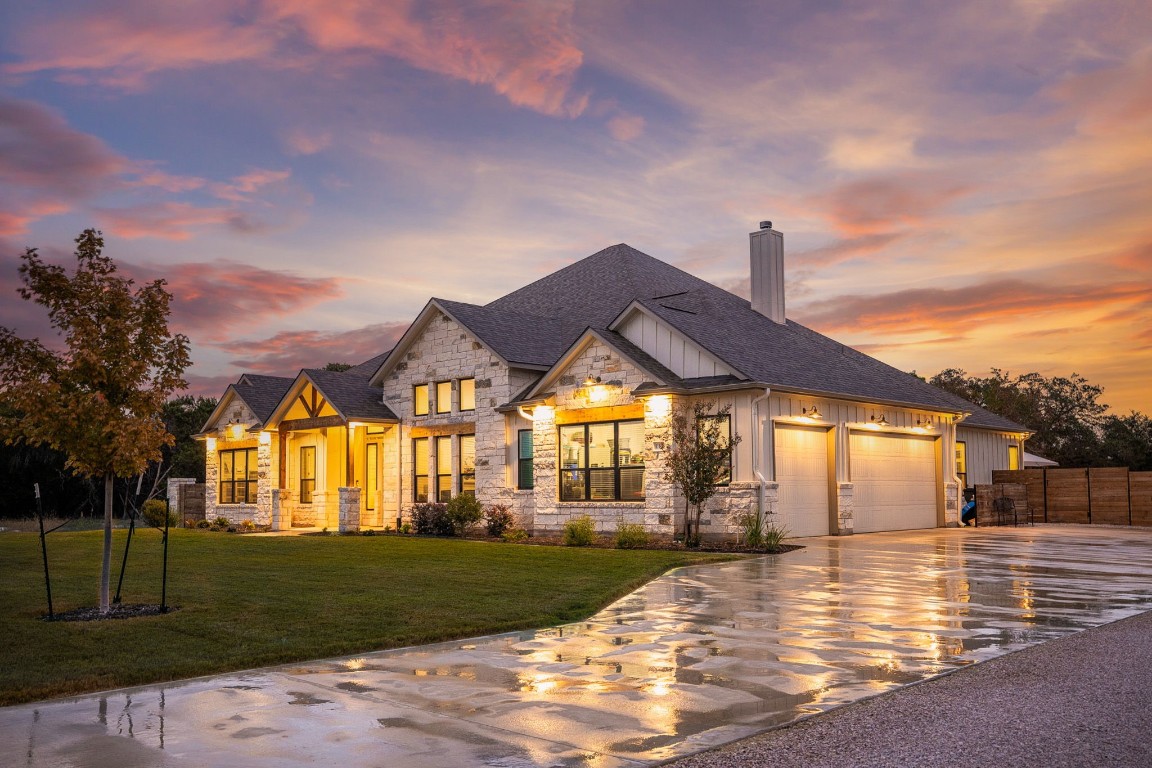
[1099,412,1152,471]
[929,368,1115,467]
[665,400,741,546]
[0,229,191,613]
[162,395,217,482]
[323,362,352,371]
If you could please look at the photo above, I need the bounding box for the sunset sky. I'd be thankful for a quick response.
[1,1,1149,413]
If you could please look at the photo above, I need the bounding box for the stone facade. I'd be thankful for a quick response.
[836,482,855,534]
[338,487,361,532]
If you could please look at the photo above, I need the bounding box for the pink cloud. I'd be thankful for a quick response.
[224,322,409,375]
[125,260,345,340]
[607,113,645,141]
[7,1,588,117]
[809,172,971,237]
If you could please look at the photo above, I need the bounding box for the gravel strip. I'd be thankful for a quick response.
[661,610,1152,768]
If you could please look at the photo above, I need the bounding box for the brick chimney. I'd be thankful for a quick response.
[750,221,785,323]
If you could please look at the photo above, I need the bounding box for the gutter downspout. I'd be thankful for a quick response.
[517,406,536,422]
[751,388,771,524]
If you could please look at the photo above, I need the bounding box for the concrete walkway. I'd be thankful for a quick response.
[4,526,1152,767]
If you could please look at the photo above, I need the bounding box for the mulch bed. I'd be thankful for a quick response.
[43,604,178,622]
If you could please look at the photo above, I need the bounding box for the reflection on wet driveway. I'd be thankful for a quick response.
[5,526,1152,767]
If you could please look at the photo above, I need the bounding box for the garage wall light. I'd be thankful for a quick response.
[801,406,823,420]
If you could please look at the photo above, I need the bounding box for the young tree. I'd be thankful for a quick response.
[0,230,191,613]
[665,400,741,546]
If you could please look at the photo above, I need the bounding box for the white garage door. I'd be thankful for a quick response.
[850,432,938,533]
[774,424,831,537]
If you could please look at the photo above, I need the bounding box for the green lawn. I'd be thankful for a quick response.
[0,529,735,706]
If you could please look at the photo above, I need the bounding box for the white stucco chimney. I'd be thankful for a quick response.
[750,221,785,324]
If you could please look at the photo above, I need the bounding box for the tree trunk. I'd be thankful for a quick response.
[100,471,113,614]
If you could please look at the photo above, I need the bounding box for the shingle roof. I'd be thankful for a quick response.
[234,374,295,423]
[302,368,397,421]
[435,298,587,368]
[486,243,1026,431]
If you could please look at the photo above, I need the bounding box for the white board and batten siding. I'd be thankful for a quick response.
[956,427,1020,487]
[616,312,735,380]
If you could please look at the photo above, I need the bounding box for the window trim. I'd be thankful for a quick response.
[1008,444,1021,471]
[219,447,258,505]
[459,378,476,412]
[365,441,379,511]
[955,440,968,488]
[696,413,733,486]
[558,419,645,502]
[517,429,534,490]
[458,434,476,496]
[413,437,430,503]
[435,435,452,502]
[414,384,430,416]
[435,381,452,414]
[299,445,315,505]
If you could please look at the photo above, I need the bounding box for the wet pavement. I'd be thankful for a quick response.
[4,525,1152,767]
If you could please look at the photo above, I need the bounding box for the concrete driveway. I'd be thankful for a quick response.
[4,526,1152,767]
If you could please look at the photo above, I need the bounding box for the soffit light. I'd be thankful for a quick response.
[802,406,823,420]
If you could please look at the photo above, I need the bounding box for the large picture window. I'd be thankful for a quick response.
[219,448,258,504]
[413,438,429,502]
[299,446,315,504]
[697,414,732,485]
[558,420,645,501]
[435,435,452,501]
[459,434,476,496]
[517,429,534,490]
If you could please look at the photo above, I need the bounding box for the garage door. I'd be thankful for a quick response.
[774,424,831,537]
[850,432,938,533]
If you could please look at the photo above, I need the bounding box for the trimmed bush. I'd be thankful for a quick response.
[140,499,177,528]
[614,523,648,549]
[563,515,596,547]
[445,494,484,535]
[485,504,516,537]
[412,503,453,536]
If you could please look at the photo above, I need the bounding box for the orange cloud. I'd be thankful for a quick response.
[796,278,1151,335]
[225,322,409,374]
[7,0,587,117]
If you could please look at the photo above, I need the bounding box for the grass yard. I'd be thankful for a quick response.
[0,529,736,706]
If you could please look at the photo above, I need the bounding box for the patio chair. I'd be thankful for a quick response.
[992,496,1018,526]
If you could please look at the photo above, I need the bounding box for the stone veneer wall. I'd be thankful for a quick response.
[380,310,533,522]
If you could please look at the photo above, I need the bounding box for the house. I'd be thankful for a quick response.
[196,224,1028,537]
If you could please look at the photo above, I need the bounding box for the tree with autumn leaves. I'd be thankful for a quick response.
[0,230,190,614]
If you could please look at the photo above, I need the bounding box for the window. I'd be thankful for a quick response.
[219,448,258,504]
[414,384,429,416]
[558,420,645,501]
[517,429,534,490]
[1008,444,1021,471]
[460,378,476,411]
[697,414,732,485]
[436,381,452,414]
[436,435,452,501]
[299,446,316,505]
[955,441,968,488]
[413,438,429,502]
[365,442,379,511]
[459,434,476,496]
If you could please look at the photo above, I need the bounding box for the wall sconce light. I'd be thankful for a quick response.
[206,437,217,452]
[870,413,890,427]
[914,418,934,432]
[584,375,609,403]
[645,395,672,418]
[226,419,245,440]
[802,406,823,420]
[258,431,272,445]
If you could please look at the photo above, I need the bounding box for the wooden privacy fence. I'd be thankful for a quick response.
[986,468,1152,527]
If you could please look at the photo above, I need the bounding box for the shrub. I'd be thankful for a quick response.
[501,528,529,543]
[762,519,789,549]
[485,504,516,537]
[736,510,764,549]
[614,523,648,549]
[400,522,412,534]
[213,516,230,528]
[240,519,256,532]
[196,520,211,529]
[446,494,484,535]
[412,503,453,536]
[140,499,177,528]
[563,515,597,547]
[362,528,376,536]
